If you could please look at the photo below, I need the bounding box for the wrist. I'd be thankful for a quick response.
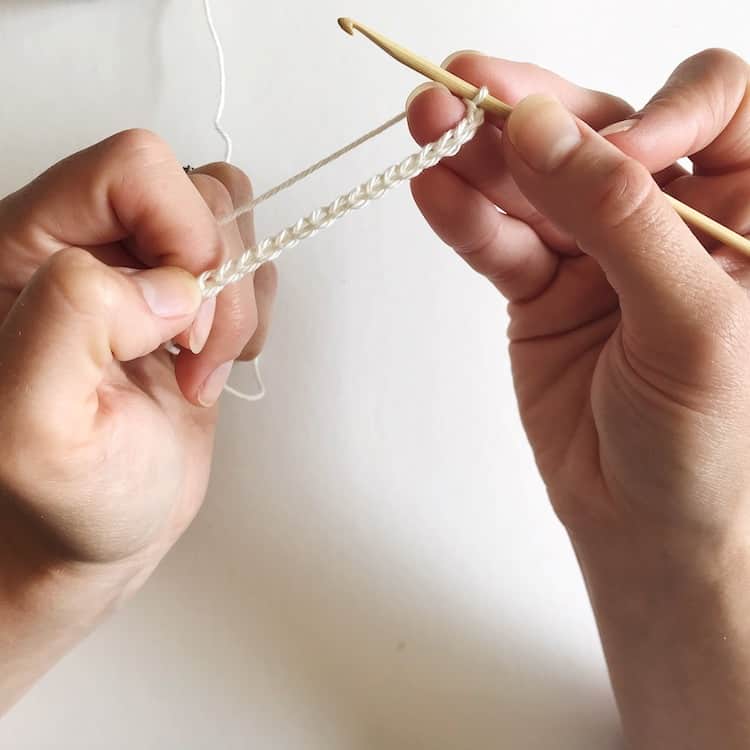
[0,505,152,714]
[569,512,750,589]
[570,521,750,749]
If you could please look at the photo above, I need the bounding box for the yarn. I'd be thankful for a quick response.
[223,112,407,219]
[197,0,486,401]
[198,87,488,299]
[202,0,233,163]
[202,0,265,400]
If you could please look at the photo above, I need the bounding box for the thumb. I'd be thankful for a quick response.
[502,94,740,347]
[0,248,201,419]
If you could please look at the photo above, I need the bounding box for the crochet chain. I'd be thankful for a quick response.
[197,87,489,299]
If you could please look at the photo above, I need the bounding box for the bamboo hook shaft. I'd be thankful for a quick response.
[338,17,750,259]
[338,18,512,118]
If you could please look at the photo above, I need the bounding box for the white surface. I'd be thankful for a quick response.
[0,1,746,747]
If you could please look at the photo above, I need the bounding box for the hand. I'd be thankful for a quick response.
[0,130,276,711]
[408,48,750,540]
[408,49,750,748]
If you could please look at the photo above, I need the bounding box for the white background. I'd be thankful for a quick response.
[0,1,747,748]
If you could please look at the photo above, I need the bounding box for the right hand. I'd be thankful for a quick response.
[407,48,750,548]
[407,48,750,749]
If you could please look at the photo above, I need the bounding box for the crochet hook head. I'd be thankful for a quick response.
[337,17,512,119]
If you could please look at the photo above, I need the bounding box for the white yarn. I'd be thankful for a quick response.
[202,0,232,162]
[222,377,266,402]
[201,0,267,400]
[222,111,407,221]
[198,87,488,298]
[197,1,485,401]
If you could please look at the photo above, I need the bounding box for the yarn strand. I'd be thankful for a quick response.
[202,0,267,401]
[221,111,407,223]
[199,87,488,298]
[202,0,233,162]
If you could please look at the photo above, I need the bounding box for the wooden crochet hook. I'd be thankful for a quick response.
[338,17,750,259]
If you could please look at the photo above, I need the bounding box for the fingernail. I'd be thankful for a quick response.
[131,269,201,318]
[440,50,486,69]
[506,94,582,173]
[189,297,216,354]
[405,81,451,110]
[198,361,233,407]
[599,117,640,137]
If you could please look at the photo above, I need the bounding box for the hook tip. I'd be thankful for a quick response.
[337,17,355,35]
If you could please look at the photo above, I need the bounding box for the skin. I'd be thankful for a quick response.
[0,133,277,712]
[407,48,750,748]
[1,47,749,748]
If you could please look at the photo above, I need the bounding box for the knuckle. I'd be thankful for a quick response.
[591,91,633,125]
[456,224,510,276]
[107,128,170,161]
[486,257,528,295]
[591,157,657,232]
[205,162,254,203]
[452,221,536,299]
[691,47,746,73]
[649,49,748,129]
[103,129,176,179]
[43,249,120,318]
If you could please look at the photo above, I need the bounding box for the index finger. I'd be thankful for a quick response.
[602,48,750,174]
[0,129,223,289]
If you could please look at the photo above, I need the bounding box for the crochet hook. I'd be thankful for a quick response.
[338,17,750,259]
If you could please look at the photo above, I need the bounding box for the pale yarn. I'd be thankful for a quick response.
[202,0,233,163]
[222,112,407,219]
[198,87,488,299]
[198,0,486,401]
[202,0,265,400]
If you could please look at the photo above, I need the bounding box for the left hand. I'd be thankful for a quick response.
[0,130,277,714]
[0,128,276,582]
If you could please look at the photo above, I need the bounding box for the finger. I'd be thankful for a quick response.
[0,129,222,292]
[664,171,750,255]
[174,163,263,406]
[170,170,257,405]
[601,48,750,174]
[503,94,742,359]
[194,164,279,361]
[0,248,200,430]
[406,54,633,250]
[410,164,558,301]
[185,161,258,357]
[186,170,255,349]
[240,262,278,361]
[194,162,255,247]
[443,53,632,128]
